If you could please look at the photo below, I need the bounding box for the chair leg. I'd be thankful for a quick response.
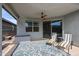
[68,47,69,54]
[71,41,73,49]
[71,45,72,49]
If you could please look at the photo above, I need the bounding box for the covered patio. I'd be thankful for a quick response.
[2,3,79,56]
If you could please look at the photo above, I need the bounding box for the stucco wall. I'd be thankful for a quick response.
[0,4,2,56]
[63,10,79,47]
[17,18,43,41]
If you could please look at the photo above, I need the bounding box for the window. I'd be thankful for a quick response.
[25,21,32,32]
[33,22,39,32]
[26,27,32,32]
[33,27,39,32]
[33,22,39,27]
[25,21,39,32]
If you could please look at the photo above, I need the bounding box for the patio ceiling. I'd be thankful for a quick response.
[9,3,79,19]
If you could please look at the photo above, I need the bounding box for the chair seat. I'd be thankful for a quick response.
[53,42,59,46]
[57,34,72,53]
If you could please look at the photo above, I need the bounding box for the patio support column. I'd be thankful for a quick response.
[17,17,26,35]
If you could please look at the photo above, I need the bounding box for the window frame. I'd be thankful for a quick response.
[25,21,39,32]
[33,21,39,32]
[25,21,32,32]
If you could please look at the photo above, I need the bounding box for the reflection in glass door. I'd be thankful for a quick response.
[51,20,62,37]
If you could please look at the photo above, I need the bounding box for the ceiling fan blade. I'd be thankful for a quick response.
[43,15,47,17]
[41,12,48,20]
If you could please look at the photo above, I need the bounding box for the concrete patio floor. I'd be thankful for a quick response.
[2,36,79,56]
[64,46,79,56]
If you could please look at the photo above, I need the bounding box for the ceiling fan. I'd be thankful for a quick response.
[41,12,48,20]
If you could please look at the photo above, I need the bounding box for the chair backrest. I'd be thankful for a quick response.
[64,34,72,42]
[63,34,72,48]
[51,33,57,41]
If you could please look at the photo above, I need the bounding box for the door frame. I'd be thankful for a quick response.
[43,21,51,38]
[43,20,63,39]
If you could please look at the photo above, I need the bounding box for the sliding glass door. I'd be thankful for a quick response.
[43,20,62,39]
[43,21,51,38]
[51,20,62,37]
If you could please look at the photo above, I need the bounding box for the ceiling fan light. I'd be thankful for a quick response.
[41,16,44,18]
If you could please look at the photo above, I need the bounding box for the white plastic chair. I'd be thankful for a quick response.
[51,33,57,41]
[46,33,57,45]
[59,34,72,53]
